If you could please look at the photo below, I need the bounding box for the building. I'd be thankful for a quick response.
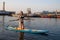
[27,8,31,16]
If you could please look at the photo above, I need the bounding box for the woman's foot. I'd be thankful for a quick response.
[16,27,24,30]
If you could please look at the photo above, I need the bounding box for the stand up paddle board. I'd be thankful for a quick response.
[5,26,48,34]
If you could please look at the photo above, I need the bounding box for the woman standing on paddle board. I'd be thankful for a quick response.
[17,11,24,30]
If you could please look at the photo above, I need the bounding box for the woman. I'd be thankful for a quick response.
[16,11,24,30]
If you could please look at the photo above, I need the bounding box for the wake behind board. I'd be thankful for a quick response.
[5,26,48,34]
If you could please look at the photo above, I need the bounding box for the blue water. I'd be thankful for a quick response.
[0,16,60,40]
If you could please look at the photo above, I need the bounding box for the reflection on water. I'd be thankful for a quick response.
[19,32,24,40]
[0,16,60,40]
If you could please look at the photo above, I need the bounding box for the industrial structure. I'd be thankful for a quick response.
[0,2,15,16]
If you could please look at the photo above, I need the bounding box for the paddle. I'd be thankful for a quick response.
[9,18,34,22]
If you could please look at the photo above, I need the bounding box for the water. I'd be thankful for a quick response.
[0,16,60,40]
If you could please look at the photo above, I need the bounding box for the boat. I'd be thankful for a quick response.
[5,26,48,34]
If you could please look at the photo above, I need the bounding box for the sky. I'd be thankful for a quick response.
[0,0,60,13]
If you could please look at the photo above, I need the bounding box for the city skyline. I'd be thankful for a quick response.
[0,0,60,13]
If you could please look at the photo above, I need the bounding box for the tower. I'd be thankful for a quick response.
[3,2,5,11]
